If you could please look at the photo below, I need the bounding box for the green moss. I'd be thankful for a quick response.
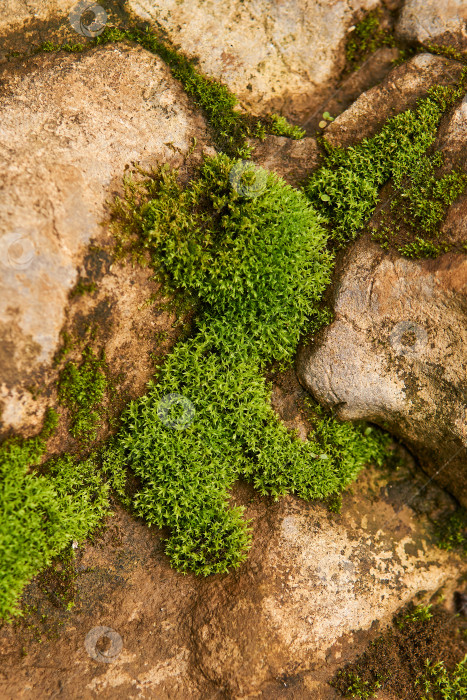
[58,347,108,442]
[416,656,467,699]
[398,238,449,258]
[39,40,85,53]
[336,671,384,699]
[266,113,306,139]
[0,418,110,619]
[425,43,467,64]
[333,603,467,699]
[345,9,395,70]
[396,603,433,629]
[108,153,390,576]
[305,76,467,250]
[70,278,97,297]
[433,508,467,555]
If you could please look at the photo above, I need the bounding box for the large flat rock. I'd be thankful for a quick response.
[128,0,381,122]
[0,43,211,433]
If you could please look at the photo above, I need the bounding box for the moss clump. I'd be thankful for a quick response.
[433,508,467,555]
[109,154,389,576]
[305,78,467,250]
[0,417,110,619]
[58,347,108,442]
[345,9,395,70]
[332,603,467,699]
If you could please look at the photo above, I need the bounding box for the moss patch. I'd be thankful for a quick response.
[332,603,467,699]
[305,76,467,254]
[108,153,390,576]
[58,347,108,442]
[345,8,396,72]
[0,420,110,620]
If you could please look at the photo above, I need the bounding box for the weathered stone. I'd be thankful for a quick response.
[128,0,381,122]
[396,0,467,51]
[297,236,467,507]
[251,135,322,185]
[0,44,211,434]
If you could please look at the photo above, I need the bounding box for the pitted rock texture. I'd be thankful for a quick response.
[396,0,467,51]
[128,0,381,122]
[297,237,467,508]
[0,43,211,434]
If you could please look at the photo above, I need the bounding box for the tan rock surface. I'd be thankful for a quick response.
[0,43,211,434]
[396,0,467,51]
[128,0,382,122]
[297,236,467,508]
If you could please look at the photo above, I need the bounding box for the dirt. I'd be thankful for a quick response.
[332,603,467,699]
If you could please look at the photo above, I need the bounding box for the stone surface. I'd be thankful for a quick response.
[1,457,464,699]
[128,0,381,122]
[0,43,211,434]
[323,52,466,147]
[396,0,467,51]
[251,135,322,186]
[296,236,467,507]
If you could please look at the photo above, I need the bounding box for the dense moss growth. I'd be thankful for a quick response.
[109,154,389,575]
[305,79,467,252]
[58,347,108,442]
[433,507,467,556]
[0,415,110,619]
[345,8,396,71]
[332,603,467,699]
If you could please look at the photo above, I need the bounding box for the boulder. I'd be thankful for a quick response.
[128,0,382,122]
[0,43,211,435]
[297,238,467,507]
[323,52,466,147]
[396,0,467,51]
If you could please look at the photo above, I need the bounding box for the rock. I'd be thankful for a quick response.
[128,0,381,122]
[301,45,400,133]
[191,466,465,697]
[296,236,467,508]
[396,0,467,51]
[323,52,466,147]
[0,43,211,435]
[251,135,322,186]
